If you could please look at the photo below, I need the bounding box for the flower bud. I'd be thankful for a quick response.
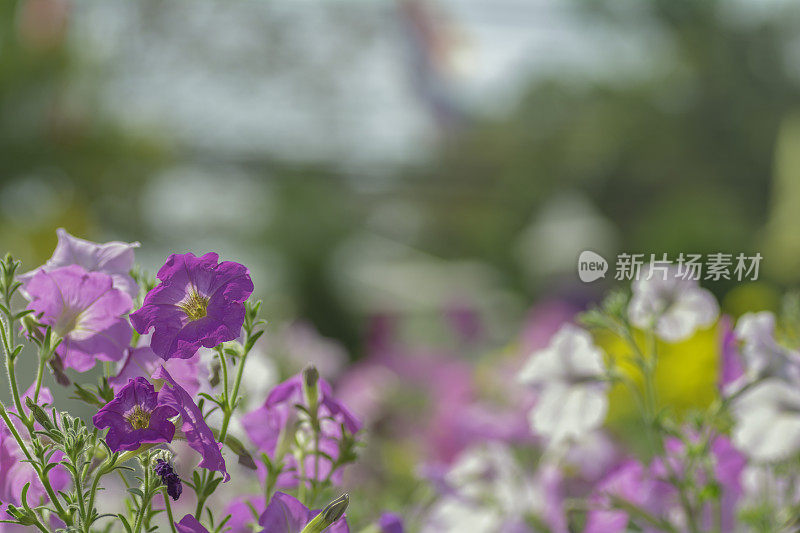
[25,397,53,431]
[322,493,349,524]
[299,494,349,533]
[302,364,319,408]
[154,458,183,501]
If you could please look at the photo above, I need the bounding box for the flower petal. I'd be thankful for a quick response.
[154,366,229,481]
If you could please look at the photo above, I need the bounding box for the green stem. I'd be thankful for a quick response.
[3,334,30,431]
[132,462,152,533]
[265,467,278,504]
[630,326,699,533]
[297,450,308,505]
[74,460,87,527]
[194,470,209,520]
[229,347,249,414]
[162,488,179,533]
[217,349,231,442]
[32,352,46,404]
[86,459,114,526]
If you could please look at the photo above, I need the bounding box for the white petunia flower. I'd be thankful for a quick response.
[732,379,800,462]
[422,443,561,533]
[518,324,608,445]
[628,265,718,342]
[734,312,800,385]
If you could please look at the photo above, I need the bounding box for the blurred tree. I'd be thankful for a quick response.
[400,0,800,299]
[0,0,169,263]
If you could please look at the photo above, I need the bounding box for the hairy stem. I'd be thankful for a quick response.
[162,488,179,533]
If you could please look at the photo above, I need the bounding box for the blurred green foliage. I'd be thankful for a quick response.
[3,0,800,352]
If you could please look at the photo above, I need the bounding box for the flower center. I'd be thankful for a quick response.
[54,306,84,336]
[179,290,209,321]
[126,406,152,430]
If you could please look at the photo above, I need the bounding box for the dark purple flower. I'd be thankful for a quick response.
[25,264,133,372]
[130,252,253,360]
[258,492,349,533]
[92,377,178,452]
[242,374,360,487]
[175,515,210,533]
[20,228,140,300]
[378,512,404,533]
[154,459,183,501]
[153,366,229,481]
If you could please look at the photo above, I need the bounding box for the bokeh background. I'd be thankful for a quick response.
[3,0,800,526]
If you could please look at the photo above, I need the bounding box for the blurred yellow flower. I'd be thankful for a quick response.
[598,323,721,424]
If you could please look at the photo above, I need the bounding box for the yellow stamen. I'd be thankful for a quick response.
[126,406,152,430]
[179,290,209,321]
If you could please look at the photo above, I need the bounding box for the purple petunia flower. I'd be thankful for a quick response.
[242,374,361,487]
[222,496,267,533]
[20,228,140,300]
[25,264,133,372]
[258,492,349,533]
[585,431,745,533]
[153,366,229,481]
[584,460,653,533]
[130,252,253,361]
[175,515,210,533]
[92,377,178,452]
[378,512,404,533]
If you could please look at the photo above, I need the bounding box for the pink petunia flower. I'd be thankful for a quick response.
[25,264,133,372]
[110,334,202,397]
[0,385,71,529]
[20,228,140,299]
[242,374,360,488]
[221,496,267,533]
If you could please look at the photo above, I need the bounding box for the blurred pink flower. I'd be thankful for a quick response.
[20,228,140,299]
[242,374,360,488]
[221,496,266,533]
[718,316,744,395]
[0,386,70,529]
[110,334,202,397]
[587,432,745,532]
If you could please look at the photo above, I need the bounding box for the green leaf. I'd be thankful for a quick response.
[118,514,133,533]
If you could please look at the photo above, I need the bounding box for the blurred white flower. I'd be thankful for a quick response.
[422,443,564,533]
[735,312,800,385]
[422,498,503,533]
[732,379,800,462]
[740,463,800,515]
[518,324,608,445]
[628,266,718,342]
